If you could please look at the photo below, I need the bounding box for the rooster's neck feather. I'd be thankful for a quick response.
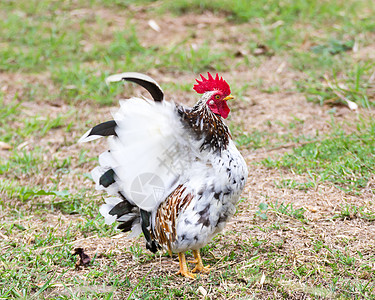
[177,100,231,154]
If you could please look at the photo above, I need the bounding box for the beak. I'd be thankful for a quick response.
[223,94,234,101]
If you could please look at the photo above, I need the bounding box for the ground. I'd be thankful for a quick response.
[1,0,375,299]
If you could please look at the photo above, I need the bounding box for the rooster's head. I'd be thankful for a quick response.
[193,73,233,119]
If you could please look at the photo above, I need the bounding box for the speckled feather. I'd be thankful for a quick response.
[177,100,231,154]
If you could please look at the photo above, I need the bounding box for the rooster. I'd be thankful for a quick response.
[79,72,248,279]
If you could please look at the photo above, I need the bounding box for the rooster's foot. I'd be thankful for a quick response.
[177,252,196,279]
[189,249,211,274]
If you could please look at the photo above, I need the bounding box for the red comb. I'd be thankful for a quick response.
[193,72,231,96]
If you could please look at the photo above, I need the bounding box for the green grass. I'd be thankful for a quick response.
[262,119,375,192]
[233,126,317,150]
[334,204,375,221]
[254,200,306,222]
[298,62,375,108]
[159,0,375,108]
[0,3,228,105]
[1,0,375,298]
[160,0,372,26]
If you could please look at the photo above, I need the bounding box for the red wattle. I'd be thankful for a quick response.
[217,101,230,119]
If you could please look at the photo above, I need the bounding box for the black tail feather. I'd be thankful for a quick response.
[124,77,164,102]
[118,218,137,232]
[109,201,134,218]
[79,120,117,143]
[106,72,164,102]
[90,120,117,137]
[105,196,160,253]
[140,210,160,253]
[99,169,116,188]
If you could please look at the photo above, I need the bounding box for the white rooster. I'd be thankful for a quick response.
[79,72,248,278]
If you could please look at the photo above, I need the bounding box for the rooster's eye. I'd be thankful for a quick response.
[214,95,220,100]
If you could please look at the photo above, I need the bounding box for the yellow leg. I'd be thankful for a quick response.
[176,252,196,279]
[189,249,210,274]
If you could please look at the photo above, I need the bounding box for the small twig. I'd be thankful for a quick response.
[369,70,375,83]
[324,75,358,110]
[208,251,217,260]
[0,231,8,240]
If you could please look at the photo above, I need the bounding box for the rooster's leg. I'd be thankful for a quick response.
[176,252,196,279]
[189,249,210,273]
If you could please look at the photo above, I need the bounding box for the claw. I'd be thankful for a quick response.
[177,252,196,279]
[191,264,210,274]
[190,250,211,274]
[176,268,196,279]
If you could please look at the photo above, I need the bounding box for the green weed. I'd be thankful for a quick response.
[334,204,375,221]
[269,200,306,221]
[262,121,375,191]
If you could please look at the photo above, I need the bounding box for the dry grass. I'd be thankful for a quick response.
[1,1,375,299]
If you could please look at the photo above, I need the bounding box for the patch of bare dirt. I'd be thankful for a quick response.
[0,72,55,105]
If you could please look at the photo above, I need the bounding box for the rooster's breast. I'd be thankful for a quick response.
[171,140,248,253]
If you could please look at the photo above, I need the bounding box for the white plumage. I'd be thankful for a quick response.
[109,98,185,211]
